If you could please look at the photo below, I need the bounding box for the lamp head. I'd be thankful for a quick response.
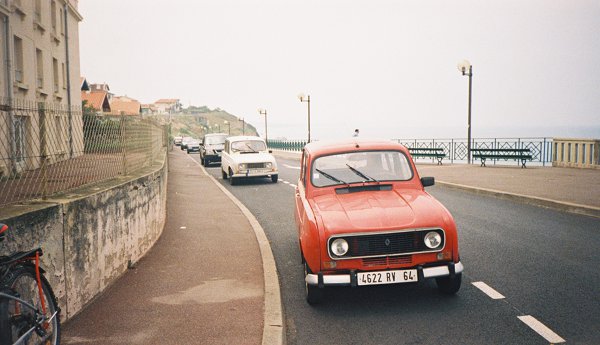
[297,93,306,101]
[457,59,471,75]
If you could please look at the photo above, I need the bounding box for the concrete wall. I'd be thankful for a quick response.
[0,159,167,320]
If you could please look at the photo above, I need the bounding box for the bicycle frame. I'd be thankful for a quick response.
[0,222,57,345]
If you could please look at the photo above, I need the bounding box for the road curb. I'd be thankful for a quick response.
[437,181,600,219]
[185,154,284,345]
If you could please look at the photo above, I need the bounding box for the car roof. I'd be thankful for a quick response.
[226,135,265,142]
[204,133,228,137]
[304,139,407,156]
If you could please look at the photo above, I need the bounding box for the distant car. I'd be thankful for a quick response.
[187,139,200,154]
[180,137,193,151]
[174,136,183,146]
[200,133,228,166]
[221,136,278,185]
[295,139,463,304]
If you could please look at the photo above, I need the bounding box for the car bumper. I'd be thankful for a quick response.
[232,170,278,178]
[305,261,464,286]
[205,154,222,161]
[188,148,200,152]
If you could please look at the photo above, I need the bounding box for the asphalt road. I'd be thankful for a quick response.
[191,153,600,345]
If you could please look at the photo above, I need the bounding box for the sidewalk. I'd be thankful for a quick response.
[62,149,266,345]
[272,150,600,218]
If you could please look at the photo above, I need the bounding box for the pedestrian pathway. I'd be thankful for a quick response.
[62,149,265,345]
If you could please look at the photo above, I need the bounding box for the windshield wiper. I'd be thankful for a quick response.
[346,164,378,183]
[315,168,348,185]
[243,143,258,153]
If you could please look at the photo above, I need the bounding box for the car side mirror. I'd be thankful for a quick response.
[421,177,435,187]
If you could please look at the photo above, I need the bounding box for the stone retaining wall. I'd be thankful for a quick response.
[0,158,167,320]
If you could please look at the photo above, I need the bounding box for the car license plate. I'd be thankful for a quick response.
[357,269,418,286]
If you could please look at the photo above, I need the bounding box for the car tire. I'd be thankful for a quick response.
[304,263,324,305]
[187,149,191,154]
[271,174,278,183]
[229,168,237,185]
[436,272,462,295]
[222,169,227,179]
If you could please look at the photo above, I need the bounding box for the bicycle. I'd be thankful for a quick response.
[0,223,60,345]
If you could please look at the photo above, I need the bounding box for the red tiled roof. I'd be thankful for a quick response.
[81,91,110,112]
[110,97,141,115]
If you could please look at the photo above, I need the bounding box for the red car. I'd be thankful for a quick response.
[294,139,463,304]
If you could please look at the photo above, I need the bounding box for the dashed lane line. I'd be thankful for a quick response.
[472,281,505,299]
[283,164,300,170]
[518,315,565,344]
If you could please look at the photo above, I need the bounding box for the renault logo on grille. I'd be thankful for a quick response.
[384,238,391,246]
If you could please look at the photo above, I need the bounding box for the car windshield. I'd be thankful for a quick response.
[231,140,266,153]
[311,150,413,187]
[205,135,227,145]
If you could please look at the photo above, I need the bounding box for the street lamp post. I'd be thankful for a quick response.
[224,120,230,135]
[258,108,268,144]
[297,93,311,143]
[239,118,245,135]
[458,60,473,164]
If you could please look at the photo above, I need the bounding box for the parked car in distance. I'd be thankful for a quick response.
[200,133,228,166]
[174,136,183,146]
[180,137,193,151]
[295,139,463,304]
[221,136,278,185]
[187,139,200,154]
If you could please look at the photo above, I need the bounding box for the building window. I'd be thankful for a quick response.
[51,1,57,32]
[35,0,42,23]
[59,8,64,35]
[13,36,24,83]
[61,62,66,89]
[14,116,26,163]
[36,48,44,89]
[53,58,59,92]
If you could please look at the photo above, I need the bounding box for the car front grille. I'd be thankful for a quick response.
[329,229,445,259]
[247,162,266,169]
[362,255,412,267]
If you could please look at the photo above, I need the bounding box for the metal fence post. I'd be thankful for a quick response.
[38,102,48,199]
[120,113,127,175]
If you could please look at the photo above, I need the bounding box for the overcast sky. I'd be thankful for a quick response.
[79,0,600,140]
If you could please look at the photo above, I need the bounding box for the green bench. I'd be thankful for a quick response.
[472,148,533,168]
[408,147,446,165]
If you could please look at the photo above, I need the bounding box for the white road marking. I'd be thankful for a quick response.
[472,281,505,299]
[290,184,297,188]
[518,315,565,344]
[283,181,290,184]
[283,164,300,170]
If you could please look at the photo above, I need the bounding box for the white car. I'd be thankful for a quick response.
[221,136,278,185]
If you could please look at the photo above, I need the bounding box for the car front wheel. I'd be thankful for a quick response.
[304,263,324,305]
[222,169,227,179]
[436,273,462,295]
[271,174,278,183]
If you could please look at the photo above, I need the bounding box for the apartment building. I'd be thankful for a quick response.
[0,0,83,175]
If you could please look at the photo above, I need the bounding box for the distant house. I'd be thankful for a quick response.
[141,104,158,115]
[90,83,113,101]
[81,91,111,114]
[154,99,182,114]
[110,96,141,116]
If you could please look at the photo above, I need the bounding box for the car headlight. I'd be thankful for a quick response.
[330,238,349,257]
[238,163,247,170]
[424,231,442,249]
[265,162,272,169]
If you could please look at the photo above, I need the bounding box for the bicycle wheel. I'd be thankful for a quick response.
[1,265,60,345]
